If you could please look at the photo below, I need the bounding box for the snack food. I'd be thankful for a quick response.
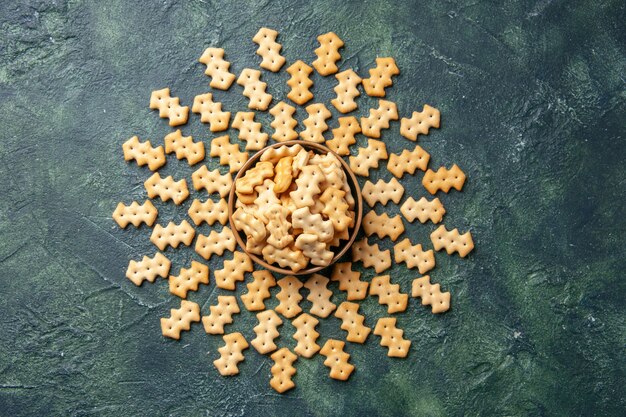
[422,164,466,194]
[144,172,189,205]
[237,68,272,110]
[191,165,233,197]
[214,332,249,376]
[334,301,370,343]
[286,60,314,105]
[112,200,158,228]
[192,92,231,132]
[150,220,195,251]
[400,104,440,141]
[122,136,165,171]
[361,100,398,138]
[351,238,392,273]
[164,129,205,166]
[161,300,200,340]
[411,275,451,314]
[198,47,236,90]
[362,211,404,241]
[331,70,361,113]
[393,238,435,274]
[188,198,229,226]
[320,339,354,381]
[252,27,286,72]
[373,317,411,358]
[202,295,240,335]
[232,111,269,151]
[303,274,336,318]
[270,348,297,393]
[312,32,344,76]
[430,225,474,257]
[195,227,236,260]
[369,275,408,314]
[349,139,388,177]
[362,57,399,97]
[149,88,189,127]
[400,196,445,224]
[275,276,304,318]
[269,102,298,142]
[330,262,368,301]
[387,145,430,178]
[126,252,171,286]
[326,116,361,156]
[214,251,254,290]
[251,309,283,354]
[361,177,404,207]
[300,103,331,143]
[292,313,320,358]
[241,270,276,311]
[169,260,209,299]
[210,135,249,173]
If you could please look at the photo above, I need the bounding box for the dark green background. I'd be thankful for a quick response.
[1,0,624,416]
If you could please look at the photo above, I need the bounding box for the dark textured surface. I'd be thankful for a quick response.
[1,0,625,416]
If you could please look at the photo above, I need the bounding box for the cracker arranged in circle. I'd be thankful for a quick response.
[113,200,158,228]
[188,198,229,226]
[361,177,404,207]
[292,313,320,358]
[144,172,189,205]
[195,227,236,260]
[335,301,371,343]
[387,145,430,178]
[362,57,400,97]
[251,309,283,354]
[430,225,474,257]
[400,104,440,141]
[320,339,355,381]
[422,164,466,194]
[286,60,314,105]
[270,348,297,393]
[303,274,336,318]
[237,68,272,111]
[150,220,195,251]
[275,276,304,318]
[393,238,436,274]
[169,260,209,299]
[369,275,408,314]
[362,210,405,241]
[126,252,171,286]
[210,135,249,173]
[202,295,240,335]
[198,47,236,90]
[232,111,269,151]
[361,99,398,138]
[161,300,200,340]
[122,136,165,171]
[191,165,233,197]
[241,270,277,312]
[253,27,286,72]
[149,87,189,127]
[300,103,331,143]
[412,275,451,314]
[214,251,254,290]
[400,197,445,224]
[164,129,205,166]
[330,262,369,301]
[192,92,231,132]
[351,238,392,273]
[312,32,344,76]
[349,139,388,177]
[373,317,411,358]
[331,70,362,113]
[326,116,361,156]
[214,332,249,376]
[270,101,299,142]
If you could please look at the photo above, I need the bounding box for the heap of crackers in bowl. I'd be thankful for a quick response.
[113,27,475,393]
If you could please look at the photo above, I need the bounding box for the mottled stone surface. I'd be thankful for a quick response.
[1,0,625,416]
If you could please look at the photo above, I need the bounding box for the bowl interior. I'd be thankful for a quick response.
[228,140,363,276]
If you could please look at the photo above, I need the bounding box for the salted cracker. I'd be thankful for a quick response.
[362,57,400,97]
[266,204,294,249]
[275,276,304,318]
[232,207,266,243]
[319,187,352,232]
[235,161,274,196]
[361,178,404,207]
[195,227,236,260]
[349,139,388,177]
[237,68,272,111]
[320,339,355,381]
[370,275,408,314]
[144,172,189,205]
[269,102,298,142]
[362,211,404,241]
[422,164,466,194]
[169,260,209,299]
[331,70,362,113]
[202,295,240,335]
[326,116,361,156]
[400,104,440,141]
[122,136,165,171]
[286,60,314,105]
[164,129,205,166]
[251,309,283,354]
[214,251,254,290]
[160,300,200,340]
[261,143,304,163]
[214,332,249,376]
[412,275,451,314]
[150,220,195,251]
[295,234,334,267]
[330,262,368,301]
[192,93,230,132]
[210,135,249,173]
[191,165,233,197]
[232,111,269,151]
[387,145,430,178]
[188,198,229,226]
[241,270,277,311]
[198,47,236,90]
[430,225,474,257]
[290,165,325,208]
[149,88,189,127]
[394,238,435,274]
[262,245,308,272]
[334,301,370,344]
[400,197,445,224]
[361,99,398,138]
[253,27,286,72]
[303,274,336,318]
[113,200,158,228]
[270,348,297,393]
[351,238,392,273]
[291,206,334,242]
[292,313,320,358]
[273,156,293,194]
[373,317,411,358]
[300,103,331,143]
[126,252,171,286]
[312,32,344,76]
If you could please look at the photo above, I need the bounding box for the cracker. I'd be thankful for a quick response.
[300,103,331,143]
[192,92,231,132]
[169,260,209,299]
[232,111,269,151]
[400,104,440,141]
[122,136,165,171]
[214,251,254,290]
[326,116,361,156]
[400,196,445,224]
[261,143,304,163]
[334,301,371,344]
[320,339,355,381]
[273,156,293,194]
[331,70,362,113]
[191,165,233,197]
[235,161,274,194]
[312,32,344,76]
[303,274,336,318]
[160,300,200,340]
[393,238,436,274]
[291,147,311,177]
[286,60,314,105]
[113,200,158,228]
[349,139,388,177]
[270,348,297,393]
[164,129,205,165]
[266,204,294,249]
[262,245,308,272]
[329,227,350,249]
[214,332,249,376]
[268,102,297,142]
[144,172,189,205]
[360,99,398,138]
[292,313,320,358]
[369,275,408,314]
[295,234,333,267]
[237,68,272,111]
[430,225,474,257]
[373,317,411,358]
[254,180,282,223]
[251,309,283,354]
[188,198,229,226]
[150,220,195,251]
[362,57,400,97]
[387,145,430,178]
[351,238,392,273]
[195,227,236,260]
[330,262,368,301]
[149,88,189,127]
[198,47,236,90]
[210,135,249,173]
[412,275,451,314]
[241,270,277,312]
[291,206,334,243]
[422,164,466,194]
[362,210,404,241]
[319,187,352,232]
[202,295,240,335]
[362,177,404,207]
[126,252,171,286]
[252,27,286,72]
[232,207,266,243]
[290,165,325,208]
[275,276,304,318]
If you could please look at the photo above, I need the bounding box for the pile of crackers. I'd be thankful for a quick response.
[114,28,474,393]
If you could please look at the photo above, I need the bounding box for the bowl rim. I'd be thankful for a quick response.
[228,140,363,276]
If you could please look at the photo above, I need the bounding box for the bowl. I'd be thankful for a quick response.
[228,140,363,275]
